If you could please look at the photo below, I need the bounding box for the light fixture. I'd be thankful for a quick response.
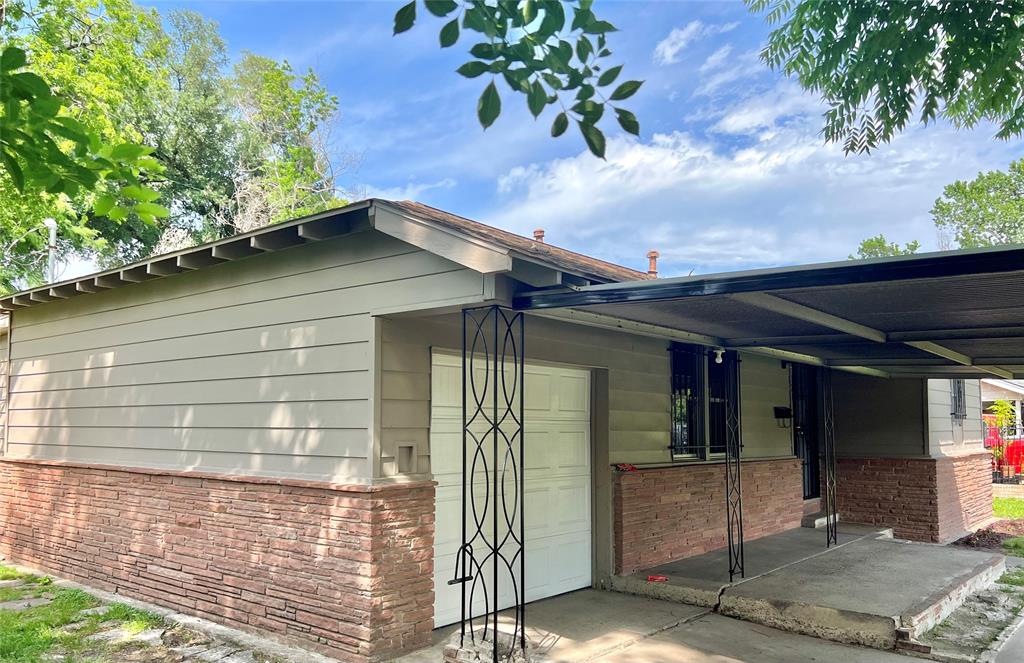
[713,348,725,364]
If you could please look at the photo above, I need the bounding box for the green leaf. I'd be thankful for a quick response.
[551,112,569,137]
[121,184,161,202]
[109,143,150,161]
[93,194,116,216]
[440,19,460,47]
[134,201,169,218]
[470,43,500,60]
[9,71,51,98]
[522,0,537,24]
[576,36,593,62]
[583,20,617,35]
[597,65,622,87]
[0,150,24,192]
[571,99,603,123]
[425,0,457,17]
[107,206,129,221]
[393,1,417,34]
[609,80,643,101]
[456,61,489,78]
[527,79,547,118]
[0,47,27,72]
[578,121,606,158]
[477,81,501,129]
[539,1,565,35]
[615,108,640,136]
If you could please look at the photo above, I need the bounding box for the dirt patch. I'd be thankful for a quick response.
[919,571,1024,661]
[952,519,1024,554]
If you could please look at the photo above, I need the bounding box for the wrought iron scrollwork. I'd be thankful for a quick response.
[820,368,838,547]
[451,306,526,661]
[724,351,744,582]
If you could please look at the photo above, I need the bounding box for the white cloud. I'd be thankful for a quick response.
[489,89,1020,276]
[360,177,456,201]
[653,21,738,65]
[699,45,733,73]
[711,82,823,134]
[693,48,763,96]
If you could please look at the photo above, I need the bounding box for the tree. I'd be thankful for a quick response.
[0,0,168,290]
[850,235,920,260]
[393,0,643,158]
[748,0,1024,153]
[0,0,348,290]
[932,159,1024,248]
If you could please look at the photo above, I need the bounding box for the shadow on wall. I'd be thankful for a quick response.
[935,453,994,542]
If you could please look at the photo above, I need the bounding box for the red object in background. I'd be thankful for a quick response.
[985,414,1024,475]
[646,575,669,582]
[615,463,639,472]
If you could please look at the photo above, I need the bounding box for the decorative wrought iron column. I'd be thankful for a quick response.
[724,351,744,581]
[820,368,839,547]
[450,305,526,661]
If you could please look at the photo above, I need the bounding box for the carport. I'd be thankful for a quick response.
[449,246,1024,660]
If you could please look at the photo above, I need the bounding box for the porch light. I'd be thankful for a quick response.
[713,348,725,364]
[774,406,793,428]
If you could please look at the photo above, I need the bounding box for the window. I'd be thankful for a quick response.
[950,378,967,421]
[670,343,705,456]
[670,343,740,458]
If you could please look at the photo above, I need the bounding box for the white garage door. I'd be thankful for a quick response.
[431,352,592,628]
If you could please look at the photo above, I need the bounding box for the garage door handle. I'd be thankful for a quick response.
[448,575,473,585]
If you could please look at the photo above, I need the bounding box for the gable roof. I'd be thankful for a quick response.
[387,200,649,283]
[0,198,648,311]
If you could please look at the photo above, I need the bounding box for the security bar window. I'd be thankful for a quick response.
[670,343,705,457]
[950,378,967,421]
[670,343,740,459]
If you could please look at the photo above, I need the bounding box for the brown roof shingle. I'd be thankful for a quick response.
[383,199,650,283]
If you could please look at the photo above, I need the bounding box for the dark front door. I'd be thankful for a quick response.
[792,364,820,500]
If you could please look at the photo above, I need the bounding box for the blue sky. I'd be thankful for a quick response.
[140,0,1023,278]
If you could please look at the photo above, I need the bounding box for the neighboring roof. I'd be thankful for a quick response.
[388,200,649,283]
[514,244,1024,380]
[0,198,646,311]
[981,379,1024,397]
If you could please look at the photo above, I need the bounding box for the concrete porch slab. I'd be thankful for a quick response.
[612,525,1005,651]
[594,612,914,663]
[392,590,708,663]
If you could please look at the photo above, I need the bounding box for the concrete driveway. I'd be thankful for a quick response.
[393,589,913,663]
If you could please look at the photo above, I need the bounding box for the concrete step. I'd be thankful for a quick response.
[801,511,840,529]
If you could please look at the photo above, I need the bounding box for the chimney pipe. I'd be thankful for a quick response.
[646,250,659,277]
[533,228,545,243]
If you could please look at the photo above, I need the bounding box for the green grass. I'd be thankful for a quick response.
[98,604,164,634]
[999,567,1024,587]
[1004,537,1024,558]
[994,497,1024,519]
[0,588,98,661]
[0,564,165,662]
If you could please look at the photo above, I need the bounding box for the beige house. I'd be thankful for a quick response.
[0,199,999,662]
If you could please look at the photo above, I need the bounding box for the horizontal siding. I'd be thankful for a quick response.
[740,354,794,459]
[0,328,7,453]
[6,231,486,482]
[833,373,926,457]
[927,378,985,456]
[378,312,794,475]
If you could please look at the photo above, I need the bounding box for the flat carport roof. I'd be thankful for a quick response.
[512,244,1024,380]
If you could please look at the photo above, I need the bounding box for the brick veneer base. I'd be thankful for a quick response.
[0,459,434,663]
[613,458,803,575]
[837,453,993,543]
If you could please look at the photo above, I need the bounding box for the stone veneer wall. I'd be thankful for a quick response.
[0,459,434,663]
[836,453,992,543]
[612,458,803,575]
